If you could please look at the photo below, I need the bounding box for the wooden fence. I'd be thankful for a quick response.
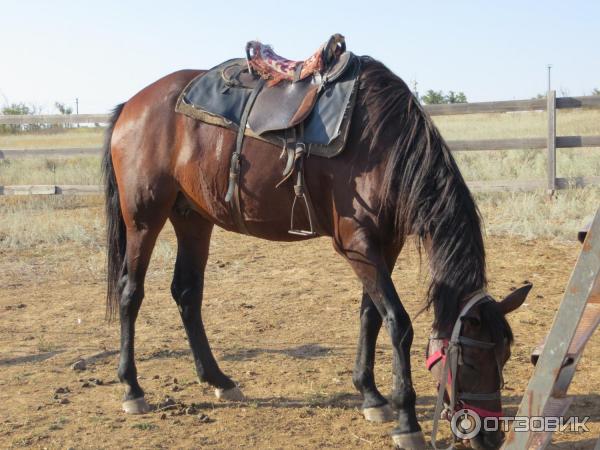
[1,91,599,195]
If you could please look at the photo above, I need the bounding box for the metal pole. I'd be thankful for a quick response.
[546,65,552,92]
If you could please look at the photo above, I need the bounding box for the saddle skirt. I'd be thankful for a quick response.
[175,36,360,158]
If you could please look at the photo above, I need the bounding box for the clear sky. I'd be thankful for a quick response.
[1,0,598,114]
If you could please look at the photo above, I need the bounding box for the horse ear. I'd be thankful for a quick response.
[498,283,532,315]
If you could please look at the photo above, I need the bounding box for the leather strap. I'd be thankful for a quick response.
[288,126,323,236]
[459,391,501,401]
[430,290,488,450]
[225,78,265,234]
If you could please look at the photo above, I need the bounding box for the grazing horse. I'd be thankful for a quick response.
[103,57,530,449]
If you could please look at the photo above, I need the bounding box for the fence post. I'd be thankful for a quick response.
[547,90,557,194]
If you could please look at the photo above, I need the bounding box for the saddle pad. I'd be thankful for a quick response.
[175,54,360,158]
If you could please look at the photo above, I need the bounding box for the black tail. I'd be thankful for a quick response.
[102,103,126,321]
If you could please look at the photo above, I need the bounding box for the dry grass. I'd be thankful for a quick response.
[476,189,599,239]
[433,108,600,140]
[0,127,103,150]
[0,197,103,249]
[0,157,100,185]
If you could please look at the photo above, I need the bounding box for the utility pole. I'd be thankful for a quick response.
[75,97,79,128]
[546,64,552,92]
[412,79,419,101]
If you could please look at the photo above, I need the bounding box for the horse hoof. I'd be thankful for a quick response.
[362,404,396,423]
[122,397,151,414]
[215,386,245,402]
[391,431,427,450]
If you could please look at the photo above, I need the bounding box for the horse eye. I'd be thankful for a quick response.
[463,317,480,328]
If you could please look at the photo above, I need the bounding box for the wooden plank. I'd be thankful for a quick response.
[449,135,600,151]
[467,176,600,193]
[55,185,102,195]
[467,179,546,192]
[0,114,109,125]
[0,148,101,159]
[0,176,599,197]
[556,95,600,109]
[425,98,547,115]
[0,185,56,195]
[555,176,600,189]
[425,95,600,115]
[448,138,547,151]
[0,135,597,160]
[0,95,596,126]
[556,135,600,148]
[0,185,101,196]
[548,91,557,192]
[527,397,575,450]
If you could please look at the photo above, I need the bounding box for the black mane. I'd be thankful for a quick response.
[358,57,491,332]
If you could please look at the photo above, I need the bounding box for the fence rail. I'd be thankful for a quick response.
[3,134,600,160]
[1,93,599,194]
[0,114,108,125]
[0,185,102,196]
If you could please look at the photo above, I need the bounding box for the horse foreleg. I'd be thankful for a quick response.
[353,290,395,423]
[335,235,425,450]
[170,211,243,401]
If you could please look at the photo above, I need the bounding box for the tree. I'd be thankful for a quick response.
[421,90,445,104]
[592,88,600,96]
[445,91,467,104]
[421,89,468,104]
[2,103,33,115]
[1,103,38,133]
[54,102,74,129]
[55,102,73,115]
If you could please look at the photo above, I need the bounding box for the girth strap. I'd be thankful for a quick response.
[225,78,266,234]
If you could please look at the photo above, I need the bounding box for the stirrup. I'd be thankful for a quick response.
[288,192,316,237]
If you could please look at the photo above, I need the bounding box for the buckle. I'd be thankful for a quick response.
[295,142,306,156]
[230,153,240,173]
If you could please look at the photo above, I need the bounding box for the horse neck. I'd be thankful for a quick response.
[421,209,486,332]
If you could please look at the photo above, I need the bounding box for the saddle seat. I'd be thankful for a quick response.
[219,34,353,135]
[246,34,346,86]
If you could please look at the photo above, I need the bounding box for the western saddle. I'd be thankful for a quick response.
[223,34,351,237]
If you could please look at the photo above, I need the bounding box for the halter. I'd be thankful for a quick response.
[427,291,505,449]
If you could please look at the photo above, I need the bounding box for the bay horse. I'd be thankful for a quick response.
[103,56,530,449]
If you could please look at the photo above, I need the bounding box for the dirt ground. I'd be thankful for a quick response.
[0,208,598,449]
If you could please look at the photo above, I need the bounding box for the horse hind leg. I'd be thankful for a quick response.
[117,219,168,414]
[169,207,244,402]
